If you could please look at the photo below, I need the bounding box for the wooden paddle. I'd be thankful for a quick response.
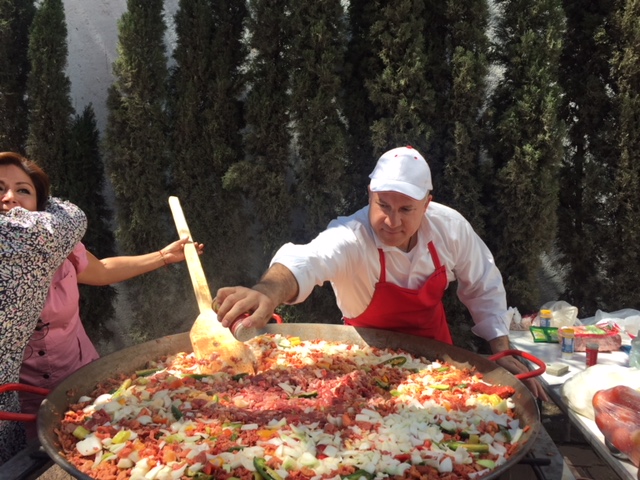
[168,196,255,375]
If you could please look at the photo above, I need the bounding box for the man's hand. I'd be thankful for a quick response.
[489,335,550,402]
[215,286,277,329]
[215,263,299,330]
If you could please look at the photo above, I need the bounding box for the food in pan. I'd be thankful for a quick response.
[56,334,529,480]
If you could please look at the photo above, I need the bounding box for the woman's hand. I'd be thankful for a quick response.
[159,237,204,265]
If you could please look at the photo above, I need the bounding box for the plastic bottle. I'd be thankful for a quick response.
[539,309,553,328]
[630,330,640,368]
[559,327,575,359]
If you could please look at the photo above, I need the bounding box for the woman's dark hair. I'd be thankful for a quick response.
[0,152,50,211]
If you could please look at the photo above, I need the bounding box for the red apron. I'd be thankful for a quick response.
[344,241,452,344]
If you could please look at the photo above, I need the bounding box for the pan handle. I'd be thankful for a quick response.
[0,383,50,422]
[488,350,546,380]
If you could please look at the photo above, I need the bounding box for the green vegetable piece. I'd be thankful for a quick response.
[431,384,450,390]
[112,378,132,398]
[72,425,91,440]
[476,459,496,469]
[254,457,284,480]
[445,442,489,453]
[499,425,511,442]
[191,473,214,480]
[112,429,131,444]
[171,405,183,420]
[342,469,375,480]
[379,356,407,366]
[232,372,249,381]
[135,368,161,377]
[185,374,212,380]
[439,425,456,435]
[436,366,450,372]
[390,390,401,397]
[296,391,318,398]
[375,379,390,390]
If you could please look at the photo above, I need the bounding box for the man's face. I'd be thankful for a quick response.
[368,189,430,251]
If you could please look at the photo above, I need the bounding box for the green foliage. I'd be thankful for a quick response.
[104,0,189,340]
[440,0,489,235]
[288,0,349,238]
[67,106,117,344]
[557,0,619,316]
[605,0,640,310]
[285,0,350,324]
[169,0,252,293]
[343,0,382,210]
[366,0,434,157]
[0,0,34,153]
[224,0,294,262]
[25,0,72,189]
[484,0,566,312]
[14,0,640,347]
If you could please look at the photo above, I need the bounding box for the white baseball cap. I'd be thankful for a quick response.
[369,146,432,200]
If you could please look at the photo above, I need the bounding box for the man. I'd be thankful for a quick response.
[215,146,548,400]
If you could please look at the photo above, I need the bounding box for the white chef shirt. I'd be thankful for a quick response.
[270,201,511,342]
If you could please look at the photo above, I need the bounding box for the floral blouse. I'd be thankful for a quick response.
[0,198,86,465]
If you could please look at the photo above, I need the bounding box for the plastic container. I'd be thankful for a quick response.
[529,326,559,343]
[539,309,553,327]
[559,327,575,359]
[630,329,640,368]
[585,342,599,367]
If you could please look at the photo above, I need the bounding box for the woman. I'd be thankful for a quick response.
[0,152,87,464]
[10,178,203,436]
[19,238,203,426]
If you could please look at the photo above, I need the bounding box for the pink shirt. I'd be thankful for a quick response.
[19,242,100,413]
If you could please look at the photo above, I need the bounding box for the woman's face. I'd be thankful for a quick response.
[0,164,38,213]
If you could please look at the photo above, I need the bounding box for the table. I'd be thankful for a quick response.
[509,330,638,480]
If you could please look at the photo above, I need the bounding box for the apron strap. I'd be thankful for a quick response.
[427,241,441,269]
[377,249,386,282]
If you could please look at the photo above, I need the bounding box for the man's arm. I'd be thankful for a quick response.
[489,335,550,402]
[216,263,299,329]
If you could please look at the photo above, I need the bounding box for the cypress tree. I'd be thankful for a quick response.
[288,0,349,238]
[284,0,349,324]
[343,0,382,210]
[421,0,452,188]
[441,0,489,233]
[366,0,434,157]
[224,0,293,263]
[67,106,117,345]
[169,0,250,292]
[483,0,566,312]
[25,0,73,190]
[0,0,34,153]
[103,0,179,342]
[606,0,640,309]
[558,1,619,315]
[438,0,491,351]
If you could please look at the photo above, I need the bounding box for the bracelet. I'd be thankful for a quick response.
[158,250,169,267]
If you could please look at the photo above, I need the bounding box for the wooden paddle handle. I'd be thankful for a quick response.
[168,196,213,313]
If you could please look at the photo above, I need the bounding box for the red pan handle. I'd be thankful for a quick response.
[0,383,50,422]
[488,350,546,380]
